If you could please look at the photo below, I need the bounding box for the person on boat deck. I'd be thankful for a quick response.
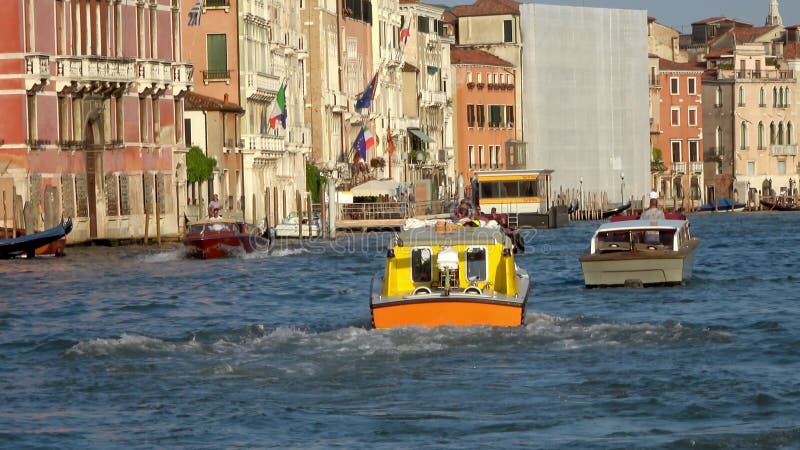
[208,194,223,218]
[640,192,665,221]
[209,208,223,220]
[640,192,665,244]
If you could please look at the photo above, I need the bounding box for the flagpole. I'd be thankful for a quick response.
[388,110,392,179]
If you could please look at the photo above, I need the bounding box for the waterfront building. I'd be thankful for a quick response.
[652,58,705,211]
[302,0,346,174]
[397,0,453,199]
[0,0,193,242]
[519,4,651,203]
[702,44,797,203]
[450,47,517,184]
[648,16,686,63]
[449,0,523,143]
[180,0,244,221]
[369,0,405,183]
[184,0,310,225]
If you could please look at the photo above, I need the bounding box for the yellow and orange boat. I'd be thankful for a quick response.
[370,225,531,328]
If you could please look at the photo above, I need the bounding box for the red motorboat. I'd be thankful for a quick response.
[182,219,270,259]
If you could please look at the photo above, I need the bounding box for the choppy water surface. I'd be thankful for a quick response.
[2,212,800,449]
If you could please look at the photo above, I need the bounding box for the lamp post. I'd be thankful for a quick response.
[620,171,625,203]
[579,176,583,209]
[323,160,337,239]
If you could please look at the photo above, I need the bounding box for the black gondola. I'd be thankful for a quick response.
[0,217,73,258]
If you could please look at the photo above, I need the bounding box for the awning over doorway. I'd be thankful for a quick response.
[408,128,435,143]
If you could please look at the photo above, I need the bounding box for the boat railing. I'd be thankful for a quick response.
[339,200,452,221]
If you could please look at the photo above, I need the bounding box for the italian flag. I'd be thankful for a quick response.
[269,82,287,129]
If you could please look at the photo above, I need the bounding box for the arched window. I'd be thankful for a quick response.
[716,126,723,154]
[770,122,777,145]
[774,87,778,107]
[779,122,785,145]
[738,86,745,105]
[760,87,766,106]
[690,177,700,200]
[674,177,684,199]
[789,122,794,145]
[716,86,722,106]
[758,122,765,149]
[740,121,748,149]
[779,87,785,107]
[786,88,791,107]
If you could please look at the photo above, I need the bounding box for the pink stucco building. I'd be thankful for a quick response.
[0,0,192,242]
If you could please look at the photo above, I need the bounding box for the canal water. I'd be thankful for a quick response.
[2,212,800,448]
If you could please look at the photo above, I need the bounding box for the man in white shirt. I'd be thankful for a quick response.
[640,192,665,221]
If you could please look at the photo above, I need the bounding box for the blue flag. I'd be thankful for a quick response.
[353,128,367,160]
[355,72,379,109]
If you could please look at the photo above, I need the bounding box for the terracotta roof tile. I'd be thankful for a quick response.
[185,92,244,113]
[451,47,513,67]
[729,25,781,43]
[692,16,728,25]
[450,0,519,17]
[658,58,704,71]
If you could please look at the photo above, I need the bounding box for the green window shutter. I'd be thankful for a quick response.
[207,34,228,79]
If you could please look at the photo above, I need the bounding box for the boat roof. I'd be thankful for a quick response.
[396,226,511,247]
[594,219,687,233]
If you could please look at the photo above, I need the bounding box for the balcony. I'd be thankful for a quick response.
[770,144,799,156]
[245,71,281,100]
[244,134,285,158]
[287,126,311,149]
[673,162,686,174]
[172,62,193,97]
[202,69,231,85]
[717,69,795,81]
[324,90,348,112]
[420,90,447,107]
[25,53,50,91]
[137,59,172,95]
[381,45,402,68]
[691,161,704,174]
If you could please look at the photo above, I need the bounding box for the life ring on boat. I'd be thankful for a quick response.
[464,286,482,295]
[413,287,432,295]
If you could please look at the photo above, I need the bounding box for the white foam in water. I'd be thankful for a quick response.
[66,333,202,357]
[142,248,187,263]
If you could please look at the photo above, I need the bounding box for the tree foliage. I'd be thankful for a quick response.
[186,146,216,184]
[306,162,323,203]
[651,147,667,173]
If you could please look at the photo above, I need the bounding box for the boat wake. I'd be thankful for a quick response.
[65,314,734,361]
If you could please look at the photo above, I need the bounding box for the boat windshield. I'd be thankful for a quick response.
[596,229,676,246]
[206,222,236,233]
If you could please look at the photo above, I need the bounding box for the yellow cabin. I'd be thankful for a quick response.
[370,227,531,328]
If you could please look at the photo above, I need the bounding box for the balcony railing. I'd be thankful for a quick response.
[673,162,686,174]
[770,144,799,156]
[203,69,231,83]
[717,69,795,81]
[205,0,229,6]
[691,161,704,174]
[420,90,447,107]
[245,72,281,100]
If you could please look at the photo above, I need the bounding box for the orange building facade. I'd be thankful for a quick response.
[653,59,705,210]
[451,48,516,182]
[0,0,192,242]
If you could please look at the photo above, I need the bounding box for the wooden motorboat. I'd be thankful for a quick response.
[370,226,531,328]
[580,219,700,288]
[182,219,270,259]
[273,211,321,238]
[0,217,73,259]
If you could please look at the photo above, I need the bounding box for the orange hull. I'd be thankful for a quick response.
[371,300,525,328]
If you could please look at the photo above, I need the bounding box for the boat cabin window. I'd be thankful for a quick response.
[465,247,487,281]
[411,248,433,283]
